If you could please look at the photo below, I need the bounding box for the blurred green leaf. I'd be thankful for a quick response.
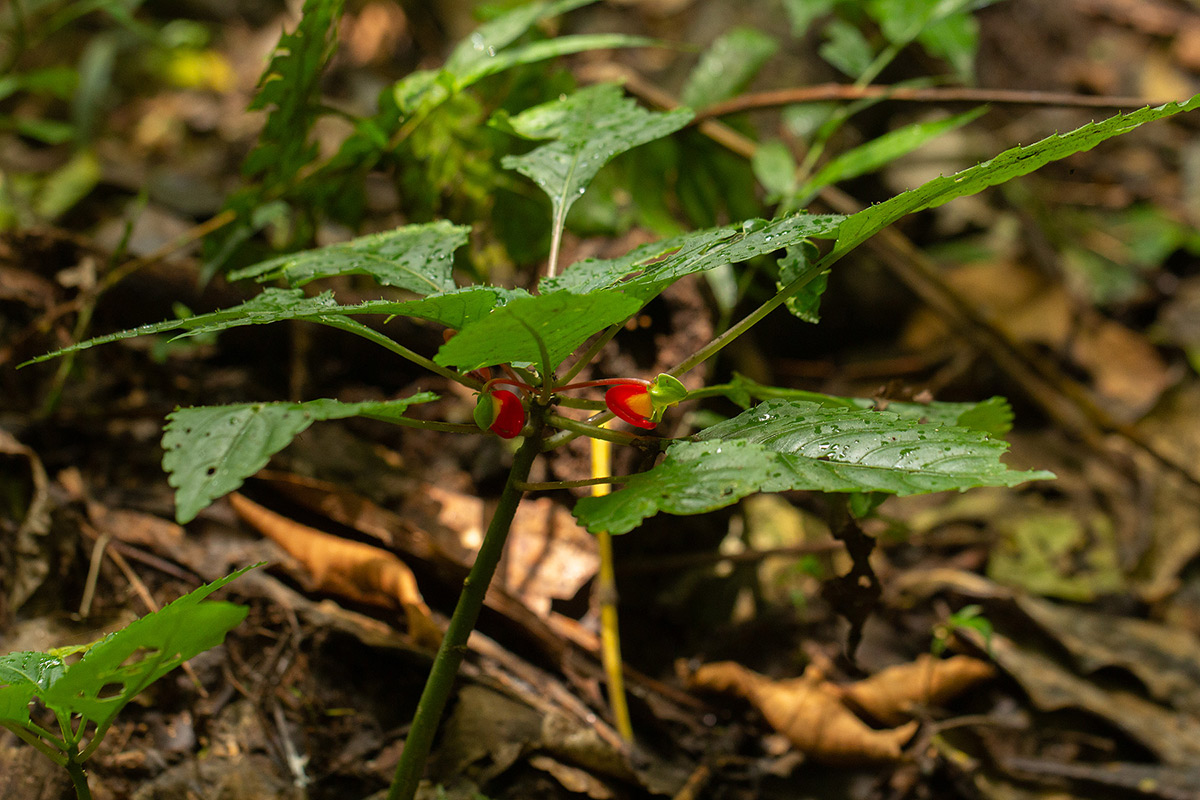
[752,139,798,201]
[34,149,100,220]
[819,18,874,78]
[681,27,778,108]
[782,0,839,36]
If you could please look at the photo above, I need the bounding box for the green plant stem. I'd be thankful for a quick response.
[386,413,544,800]
[358,413,478,434]
[544,413,639,447]
[558,323,622,386]
[670,256,835,379]
[1,722,66,766]
[64,751,93,800]
[319,318,481,390]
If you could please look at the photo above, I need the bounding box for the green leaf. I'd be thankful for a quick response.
[0,567,253,742]
[540,213,844,302]
[819,18,875,78]
[434,291,640,374]
[497,84,692,238]
[227,220,468,293]
[243,0,344,184]
[796,107,986,203]
[396,0,652,115]
[0,652,66,724]
[713,373,1015,435]
[782,0,838,36]
[574,399,1053,534]
[776,242,827,322]
[35,149,101,221]
[832,96,1200,258]
[752,140,798,201]
[365,286,530,330]
[681,27,778,108]
[162,395,436,523]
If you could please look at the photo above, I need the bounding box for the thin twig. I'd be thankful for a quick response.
[694,84,1152,122]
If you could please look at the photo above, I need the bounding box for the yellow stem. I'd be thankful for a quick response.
[591,425,633,741]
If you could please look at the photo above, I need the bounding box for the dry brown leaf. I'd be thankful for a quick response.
[841,654,996,725]
[686,661,918,763]
[229,493,442,647]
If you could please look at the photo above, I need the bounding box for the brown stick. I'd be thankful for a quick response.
[694,84,1153,122]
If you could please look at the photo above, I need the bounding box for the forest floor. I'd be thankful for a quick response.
[4,0,1200,798]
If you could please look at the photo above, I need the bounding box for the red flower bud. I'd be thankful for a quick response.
[605,383,657,429]
[474,388,526,438]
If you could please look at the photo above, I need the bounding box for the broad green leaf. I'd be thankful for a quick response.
[832,96,1200,258]
[163,394,435,523]
[795,107,986,203]
[0,567,252,739]
[497,84,692,239]
[227,220,467,293]
[434,291,640,374]
[540,213,844,302]
[681,27,778,108]
[819,18,874,78]
[574,399,1052,534]
[243,0,343,183]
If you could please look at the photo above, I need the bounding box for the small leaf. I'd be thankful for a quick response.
[41,566,255,732]
[0,652,66,725]
[0,567,254,742]
[574,400,1053,534]
[540,213,844,302]
[227,220,468,294]
[434,291,640,374]
[833,95,1200,258]
[497,84,692,235]
[162,395,436,523]
[243,0,344,184]
[777,242,827,323]
[819,19,875,78]
[681,27,778,108]
[752,140,798,201]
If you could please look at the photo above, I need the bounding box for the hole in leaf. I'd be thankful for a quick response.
[205,467,217,476]
[96,683,124,700]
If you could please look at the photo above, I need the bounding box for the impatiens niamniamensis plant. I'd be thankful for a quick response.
[0,567,257,800]
[14,3,1200,799]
